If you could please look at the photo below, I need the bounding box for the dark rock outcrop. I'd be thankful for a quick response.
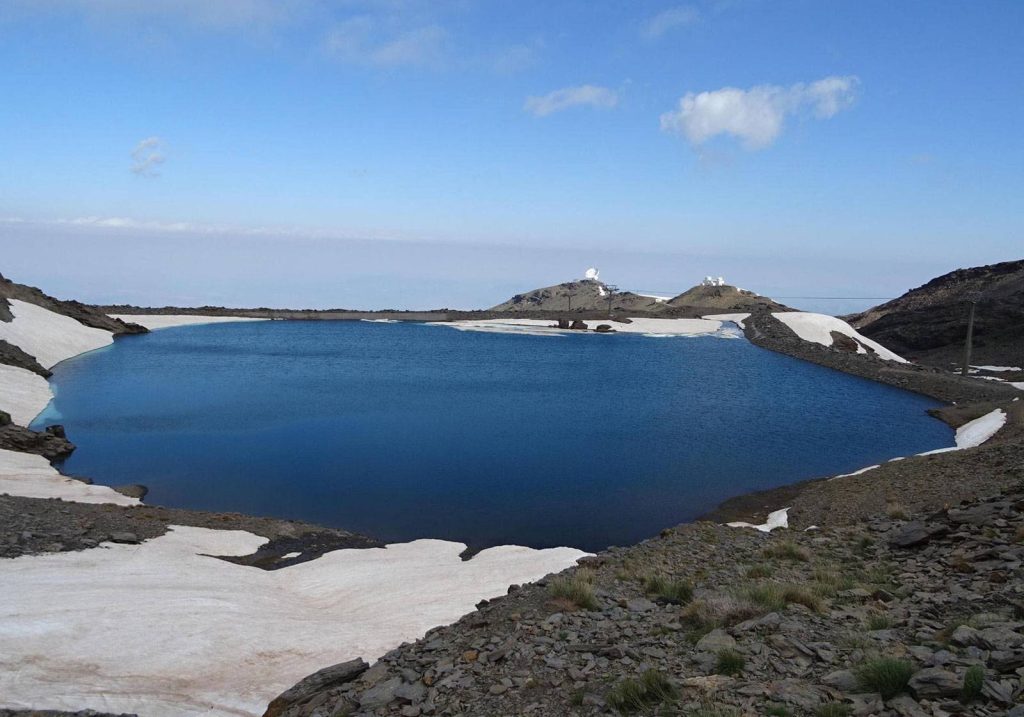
[0,272,147,336]
[845,259,1024,367]
[263,659,369,717]
[0,423,75,459]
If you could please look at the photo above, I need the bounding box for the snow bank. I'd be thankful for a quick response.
[438,317,735,338]
[972,365,1022,372]
[773,312,907,363]
[0,526,586,716]
[109,314,268,330]
[0,299,113,369]
[0,448,138,505]
[0,364,52,427]
[727,507,789,533]
[918,409,1007,455]
[702,313,751,330]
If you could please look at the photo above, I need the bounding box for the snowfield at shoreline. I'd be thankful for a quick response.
[773,311,908,363]
[109,314,269,330]
[0,527,586,717]
[437,317,740,338]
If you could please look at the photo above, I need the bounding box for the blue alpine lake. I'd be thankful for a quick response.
[34,321,952,551]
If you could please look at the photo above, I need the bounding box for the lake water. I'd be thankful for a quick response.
[35,321,951,551]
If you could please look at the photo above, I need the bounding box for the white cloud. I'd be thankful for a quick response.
[524,85,619,117]
[660,75,859,150]
[325,16,447,67]
[130,137,165,177]
[642,5,699,39]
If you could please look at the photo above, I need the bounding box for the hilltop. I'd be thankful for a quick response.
[846,259,1024,367]
[490,276,788,316]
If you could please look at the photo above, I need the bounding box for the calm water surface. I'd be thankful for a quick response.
[35,321,951,551]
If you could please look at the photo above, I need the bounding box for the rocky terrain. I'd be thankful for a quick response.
[0,273,147,337]
[265,470,1024,717]
[663,285,789,314]
[845,260,1024,369]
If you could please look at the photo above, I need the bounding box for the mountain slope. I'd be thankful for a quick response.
[664,284,789,313]
[845,259,1024,365]
[489,279,665,314]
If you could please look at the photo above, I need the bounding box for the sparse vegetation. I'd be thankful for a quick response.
[715,648,745,676]
[744,583,823,613]
[684,706,739,717]
[812,565,856,597]
[856,658,914,699]
[886,502,909,520]
[644,574,694,605]
[765,706,793,717]
[762,540,810,562]
[549,570,598,611]
[606,670,678,714]
[865,612,892,630]
[962,664,984,702]
[745,564,773,579]
[816,704,852,717]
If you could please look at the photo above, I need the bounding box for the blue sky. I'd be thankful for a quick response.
[1,1,1021,310]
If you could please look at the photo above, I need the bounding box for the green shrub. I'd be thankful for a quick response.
[856,658,914,699]
[762,540,810,562]
[962,664,984,702]
[606,670,677,714]
[549,574,598,611]
[765,706,793,717]
[715,648,745,676]
[644,574,694,605]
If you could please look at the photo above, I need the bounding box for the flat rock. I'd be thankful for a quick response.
[695,628,737,652]
[908,667,962,698]
[262,658,368,717]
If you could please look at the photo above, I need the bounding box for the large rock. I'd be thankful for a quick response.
[908,668,962,698]
[889,521,949,548]
[262,658,368,717]
[695,628,737,652]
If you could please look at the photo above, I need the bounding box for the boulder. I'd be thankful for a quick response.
[889,521,949,548]
[113,484,149,500]
[594,324,615,333]
[695,628,737,652]
[262,658,368,717]
[908,668,962,698]
[569,320,589,330]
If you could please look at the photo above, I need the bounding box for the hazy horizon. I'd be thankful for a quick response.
[2,1,1021,309]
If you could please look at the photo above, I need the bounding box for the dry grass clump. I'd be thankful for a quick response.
[745,564,774,579]
[885,502,909,520]
[812,565,857,597]
[761,540,810,562]
[856,657,914,699]
[682,593,762,632]
[744,583,823,613]
[643,574,694,605]
[865,612,892,630]
[549,568,597,611]
[715,648,745,676]
[606,669,677,714]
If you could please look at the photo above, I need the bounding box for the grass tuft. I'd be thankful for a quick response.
[885,502,909,520]
[762,540,810,562]
[644,574,694,605]
[765,706,793,717]
[745,564,774,579]
[549,571,598,611]
[715,648,745,676]
[856,658,914,699]
[962,664,984,702]
[865,612,892,630]
[606,669,677,714]
[744,583,822,613]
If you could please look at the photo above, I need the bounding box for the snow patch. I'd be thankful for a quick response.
[110,314,268,330]
[972,365,1022,372]
[0,526,586,716]
[918,409,1007,455]
[727,507,789,533]
[0,448,139,505]
[0,299,113,369]
[773,312,907,364]
[701,313,751,330]
[0,364,53,427]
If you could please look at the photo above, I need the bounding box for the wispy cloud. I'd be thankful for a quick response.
[641,5,699,39]
[660,75,860,150]
[524,85,619,117]
[325,15,447,67]
[130,137,166,177]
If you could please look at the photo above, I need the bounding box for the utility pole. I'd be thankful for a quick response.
[605,284,618,318]
[960,293,981,377]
